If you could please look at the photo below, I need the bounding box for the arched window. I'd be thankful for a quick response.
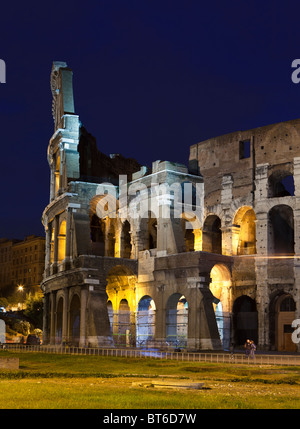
[166,294,188,348]
[58,221,66,263]
[268,205,294,255]
[121,220,132,258]
[233,207,256,255]
[202,215,222,254]
[90,214,105,256]
[232,296,258,346]
[55,154,60,196]
[268,172,294,198]
[136,296,156,347]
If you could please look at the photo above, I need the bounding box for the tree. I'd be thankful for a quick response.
[23,293,43,329]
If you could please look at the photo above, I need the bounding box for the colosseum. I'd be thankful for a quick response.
[41,61,300,352]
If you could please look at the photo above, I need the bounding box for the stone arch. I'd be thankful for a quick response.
[140,211,157,250]
[55,296,64,344]
[268,204,294,255]
[232,206,256,255]
[58,220,66,262]
[268,170,295,198]
[232,295,258,346]
[106,265,137,346]
[209,263,232,349]
[202,214,222,254]
[90,214,106,255]
[166,293,188,348]
[180,212,202,251]
[120,219,132,258]
[69,293,81,346]
[55,153,60,195]
[107,219,117,257]
[136,295,156,347]
[269,292,296,351]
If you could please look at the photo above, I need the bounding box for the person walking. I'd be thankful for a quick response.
[244,339,251,357]
[250,340,256,359]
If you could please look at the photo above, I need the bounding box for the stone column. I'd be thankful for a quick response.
[79,288,88,347]
[254,163,269,201]
[64,208,72,269]
[42,294,50,344]
[62,288,69,344]
[153,285,166,347]
[52,216,59,273]
[45,227,51,277]
[49,292,56,345]
[255,258,269,350]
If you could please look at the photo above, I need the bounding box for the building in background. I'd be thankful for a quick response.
[0,235,45,298]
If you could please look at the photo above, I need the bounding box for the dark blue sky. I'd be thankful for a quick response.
[1,0,300,239]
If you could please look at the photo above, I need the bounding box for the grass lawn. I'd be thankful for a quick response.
[0,350,300,409]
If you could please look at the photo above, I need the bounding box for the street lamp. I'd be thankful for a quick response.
[17,285,25,310]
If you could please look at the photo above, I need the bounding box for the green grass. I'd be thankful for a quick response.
[1,350,300,409]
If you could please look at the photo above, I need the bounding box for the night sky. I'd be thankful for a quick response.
[1,0,300,239]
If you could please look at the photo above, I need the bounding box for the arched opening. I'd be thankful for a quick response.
[120,220,132,258]
[268,171,295,198]
[50,225,55,264]
[56,297,63,344]
[181,218,195,251]
[106,265,137,346]
[58,220,66,263]
[118,299,131,346]
[269,293,296,351]
[140,211,157,250]
[107,300,113,335]
[107,222,116,257]
[55,154,60,196]
[232,296,258,346]
[233,207,256,255]
[166,294,188,348]
[209,264,232,350]
[268,205,294,255]
[136,296,156,347]
[90,214,106,256]
[202,215,222,254]
[181,212,202,251]
[69,294,80,346]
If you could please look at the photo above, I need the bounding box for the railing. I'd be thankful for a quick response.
[2,343,300,366]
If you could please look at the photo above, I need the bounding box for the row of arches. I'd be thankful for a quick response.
[50,257,297,352]
[89,203,295,259]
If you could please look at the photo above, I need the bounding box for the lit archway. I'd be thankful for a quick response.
[209,264,232,349]
[58,220,66,263]
[106,265,137,346]
[55,154,60,195]
[233,207,256,255]
[166,294,188,348]
[136,296,156,347]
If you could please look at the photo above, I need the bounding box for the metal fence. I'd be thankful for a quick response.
[3,343,300,366]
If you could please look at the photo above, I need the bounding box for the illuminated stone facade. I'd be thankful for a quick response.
[41,62,299,352]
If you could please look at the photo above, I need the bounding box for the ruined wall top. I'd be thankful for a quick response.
[50,61,75,131]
